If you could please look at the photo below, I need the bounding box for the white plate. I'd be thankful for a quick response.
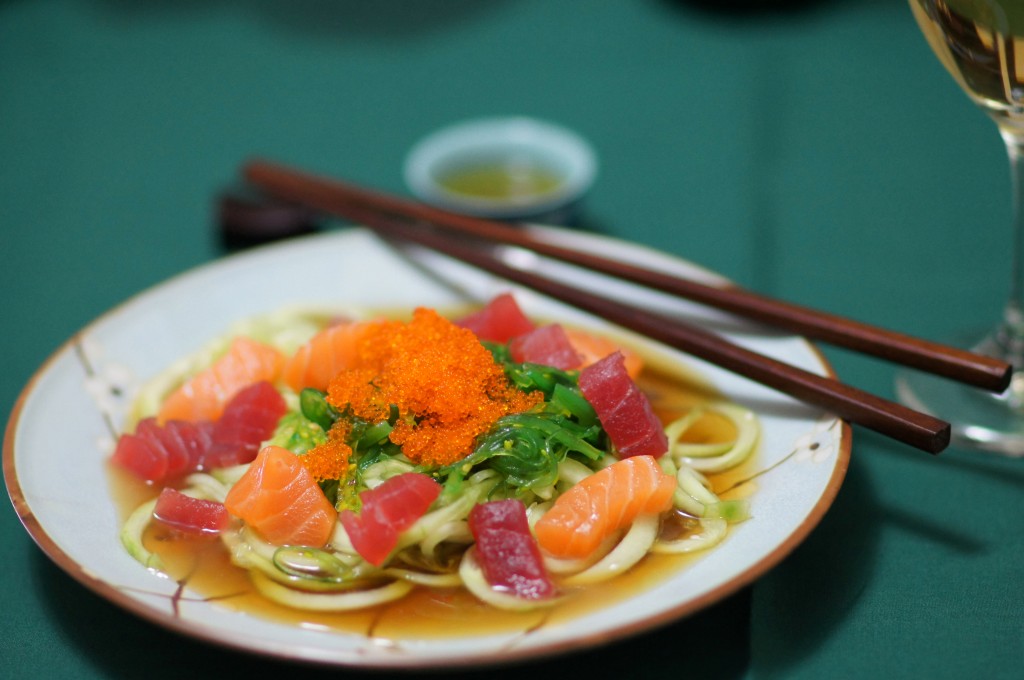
[3,226,849,668]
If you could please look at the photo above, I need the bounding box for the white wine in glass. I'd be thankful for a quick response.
[898,0,1024,454]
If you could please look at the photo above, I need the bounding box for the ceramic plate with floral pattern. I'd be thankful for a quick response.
[3,226,849,668]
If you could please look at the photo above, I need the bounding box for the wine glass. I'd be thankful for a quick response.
[896,0,1024,454]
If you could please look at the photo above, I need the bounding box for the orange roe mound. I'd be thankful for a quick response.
[301,421,353,482]
[325,307,541,467]
[301,438,353,483]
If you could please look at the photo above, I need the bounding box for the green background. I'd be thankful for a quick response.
[3,1,1022,678]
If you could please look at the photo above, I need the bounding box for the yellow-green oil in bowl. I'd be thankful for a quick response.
[437,163,564,200]
[404,117,597,221]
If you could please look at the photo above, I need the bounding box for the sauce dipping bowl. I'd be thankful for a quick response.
[403,117,597,224]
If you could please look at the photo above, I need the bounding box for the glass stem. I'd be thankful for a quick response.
[993,129,1024,370]
[1004,132,1024,326]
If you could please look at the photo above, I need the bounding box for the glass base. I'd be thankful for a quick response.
[895,329,1024,456]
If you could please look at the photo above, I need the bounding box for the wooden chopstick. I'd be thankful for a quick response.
[241,159,955,453]
[242,160,1011,394]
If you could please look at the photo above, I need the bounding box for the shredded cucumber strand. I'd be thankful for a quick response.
[381,568,462,588]
[418,521,473,562]
[562,514,659,586]
[669,463,717,517]
[211,463,251,488]
[669,403,760,473]
[664,408,704,445]
[361,459,417,487]
[182,472,230,503]
[120,498,162,571]
[273,546,354,582]
[233,525,281,562]
[543,552,603,576]
[677,464,720,505]
[225,530,376,591]
[525,500,552,529]
[541,531,621,575]
[249,570,414,610]
[672,488,707,517]
[703,499,751,522]
[651,517,728,554]
[674,441,734,458]
[557,457,595,486]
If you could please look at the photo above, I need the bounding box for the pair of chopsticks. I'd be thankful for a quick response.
[241,159,1012,454]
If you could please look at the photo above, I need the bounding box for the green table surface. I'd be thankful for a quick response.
[4,1,1023,678]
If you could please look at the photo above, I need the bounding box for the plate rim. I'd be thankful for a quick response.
[3,227,852,668]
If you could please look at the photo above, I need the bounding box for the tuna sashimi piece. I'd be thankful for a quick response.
[224,445,337,547]
[112,381,283,483]
[164,420,215,474]
[157,336,284,424]
[340,472,442,566]
[111,417,214,483]
[135,418,213,478]
[508,324,583,370]
[455,293,536,343]
[468,499,556,600]
[534,455,676,559]
[110,430,169,483]
[152,488,229,536]
[579,352,668,459]
[134,418,189,478]
[204,381,287,468]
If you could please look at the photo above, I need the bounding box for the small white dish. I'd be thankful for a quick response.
[403,117,597,222]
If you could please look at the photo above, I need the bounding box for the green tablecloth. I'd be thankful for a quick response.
[3,1,1022,677]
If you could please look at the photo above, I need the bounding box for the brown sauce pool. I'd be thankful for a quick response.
[110,362,759,640]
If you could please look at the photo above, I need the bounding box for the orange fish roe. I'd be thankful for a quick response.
[326,307,541,467]
[301,421,354,482]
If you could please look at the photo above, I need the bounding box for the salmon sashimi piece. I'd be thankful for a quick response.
[533,455,676,559]
[157,336,285,424]
[564,328,643,379]
[281,319,388,392]
[223,445,337,547]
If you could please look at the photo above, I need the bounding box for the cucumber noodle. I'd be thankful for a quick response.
[119,307,760,612]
